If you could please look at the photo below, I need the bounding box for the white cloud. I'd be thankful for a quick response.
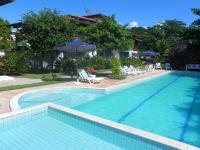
[157,20,165,26]
[129,21,139,28]
[143,26,148,29]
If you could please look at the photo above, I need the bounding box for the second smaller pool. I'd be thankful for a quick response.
[19,88,106,108]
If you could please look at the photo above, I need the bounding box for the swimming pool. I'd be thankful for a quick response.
[0,104,182,150]
[17,71,200,148]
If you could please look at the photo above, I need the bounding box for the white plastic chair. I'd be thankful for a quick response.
[155,63,162,69]
[123,66,137,75]
[120,67,131,75]
[165,63,172,70]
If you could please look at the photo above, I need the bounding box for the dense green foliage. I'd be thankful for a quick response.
[58,57,111,76]
[80,16,133,54]
[59,58,77,77]
[131,20,186,63]
[120,58,144,67]
[0,18,13,51]
[170,8,200,69]
[22,8,77,70]
[77,57,112,70]
[1,52,28,75]
[186,8,200,60]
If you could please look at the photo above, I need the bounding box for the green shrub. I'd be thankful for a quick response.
[94,57,112,69]
[59,57,112,72]
[111,59,125,80]
[0,57,4,75]
[59,58,77,77]
[77,57,112,70]
[120,58,144,67]
[41,73,56,81]
[2,51,28,75]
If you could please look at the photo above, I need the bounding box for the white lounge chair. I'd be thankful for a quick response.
[150,64,155,71]
[120,67,131,75]
[145,65,150,72]
[77,69,103,84]
[165,63,172,70]
[155,63,162,69]
[145,64,155,72]
[129,65,146,74]
[186,64,200,71]
[123,66,137,75]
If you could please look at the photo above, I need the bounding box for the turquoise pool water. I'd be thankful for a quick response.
[19,72,200,147]
[0,107,176,150]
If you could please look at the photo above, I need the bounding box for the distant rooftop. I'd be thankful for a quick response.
[0,0,15,6]
[67,14,96,22]
[9,22,23,28]
[83,13,105,19]
[66,13,105,26]
[10,13,106,28]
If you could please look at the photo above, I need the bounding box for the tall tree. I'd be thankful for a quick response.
[187,9,200,45]
[170,9,200,68]
[130,20,186,62]
[0,18,13,51]
[80,16,133,55]
[157,20,186,60]
[22,8,77,70]
[183,8,200,64]
[130,27,149,51]
[161,20,186,44]
[191,8,200,27]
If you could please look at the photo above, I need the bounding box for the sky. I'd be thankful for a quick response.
[0,0,199,27]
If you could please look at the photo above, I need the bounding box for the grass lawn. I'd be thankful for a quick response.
[0,80,63,92]
[14,73,64,79]
[94,69,112,76]
[15,70,111,79]
[1,72,75,92]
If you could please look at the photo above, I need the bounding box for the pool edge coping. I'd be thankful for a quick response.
[1,103,199,150]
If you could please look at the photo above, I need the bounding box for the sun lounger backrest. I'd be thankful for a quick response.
[129,65,134,69]
[129,65,136,70]
[129,65,138,71]
[121,66,128,71]
[156,63,161,67]
[165,63,170,67]
[186,64,200,70]
[81,70,89,78]
[78,69,89,79]
[120,67,127,74]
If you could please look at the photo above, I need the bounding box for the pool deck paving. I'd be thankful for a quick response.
[0,78,42,87]
[0,70,166,115]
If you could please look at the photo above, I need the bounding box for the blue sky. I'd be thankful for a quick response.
[0,0,199,27]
